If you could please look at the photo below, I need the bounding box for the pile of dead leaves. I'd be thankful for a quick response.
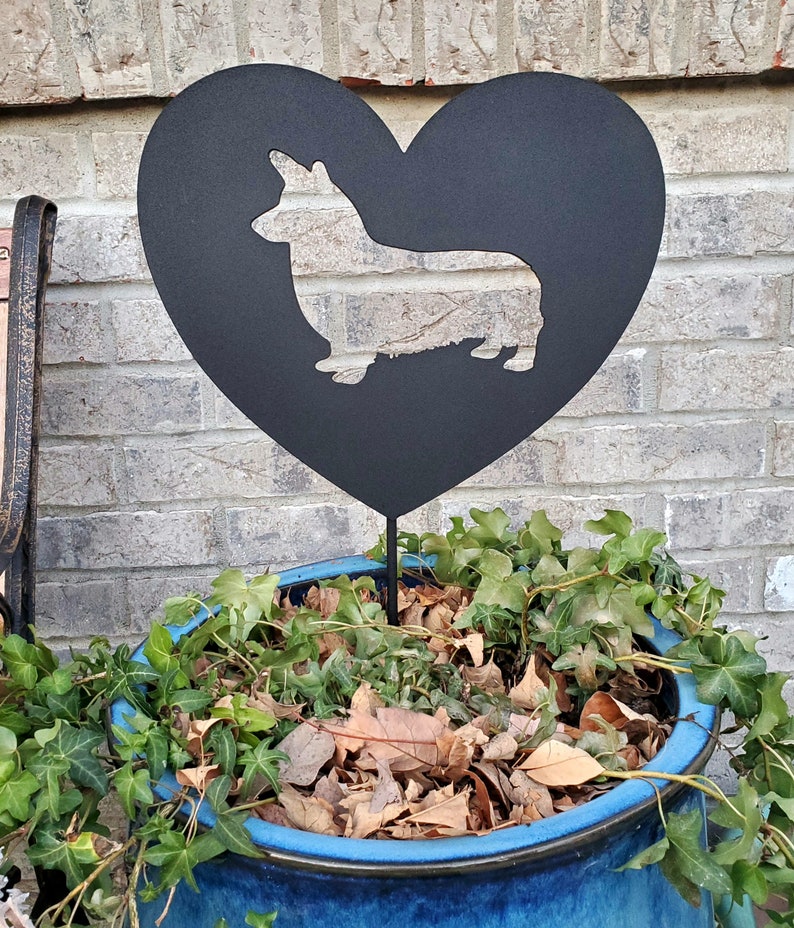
[187,580,673,840]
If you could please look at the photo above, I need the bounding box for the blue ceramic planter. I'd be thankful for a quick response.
[113,556,721,928]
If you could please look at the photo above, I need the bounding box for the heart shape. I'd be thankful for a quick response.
[138,65,664,518]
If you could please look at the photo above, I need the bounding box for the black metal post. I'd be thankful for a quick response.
[386,516,398,625]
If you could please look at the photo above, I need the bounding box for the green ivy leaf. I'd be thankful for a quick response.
[621,528,667,564]
[246,912,278,928]
[746,672,791,741]
[584,510,633,539]
[209,695,277,734]
[168,690,214,713]
[115,764,154,819]
[665,810,732,897]
[709,779,763,866]
[146,727,169,783]
[617,835,669,871]
[143,623,181,676]
[468,507,515,546]
[730,859,768,906]
[0,770,38,821]
[212,811,262,858]
[144,830,225,892]
[239,741,288,798]
[691,635,766,717]
[27,828,101,888]
[45,724,108,794]
[206,570,280,621]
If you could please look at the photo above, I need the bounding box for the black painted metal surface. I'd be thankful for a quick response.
[0,196,57,638]
[138,66,665,519]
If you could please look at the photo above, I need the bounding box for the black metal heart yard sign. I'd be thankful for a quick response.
[138,65,665,520]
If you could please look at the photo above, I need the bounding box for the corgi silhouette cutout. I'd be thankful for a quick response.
[253,151,544,385]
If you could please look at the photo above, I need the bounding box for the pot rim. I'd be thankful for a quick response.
[111,554,718,872]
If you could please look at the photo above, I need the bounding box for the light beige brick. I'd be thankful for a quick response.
[425,0,498,84]
[666,488,793,548]
[644,107,790,175]
[773,420,794,475]
[226,503,375,568]
[44,301,112,364]
[557,351,645,417]
[38,509,216,569]
[123,436,319,501]
[254,207,529,276]
[63,0,153,97]
[112,299,192,362]
[514,0,590,76]
[37,579,124,638]
[658,346,794,411]
[248,0,324,70]
[547,420,765,484]
[688,0,774,76]
[38,443,117,506]
[663,192,794,259]
[41,373,203,436]
[214,390,256,429]
[50,216,147,284]
[0,0,70,104]
[599,0,679,80]
[625,275,784,343]
[159,0,238,93]
[462,435,546,488]
[93,132,147,199]
[338,0,412,84]
[0,134,82,200]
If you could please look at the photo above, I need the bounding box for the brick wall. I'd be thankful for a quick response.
[6,0,794,105]
[0,67,794,669]
[1,76,792,665]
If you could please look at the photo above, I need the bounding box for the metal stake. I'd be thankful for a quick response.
[386,516,398,625]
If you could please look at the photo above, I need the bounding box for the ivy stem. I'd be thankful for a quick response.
[126,837,149,928]
[629,653,694,674]
[606,769,727,805]
[763,822,794,869]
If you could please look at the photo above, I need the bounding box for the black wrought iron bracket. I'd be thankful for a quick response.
[0,196,57,639]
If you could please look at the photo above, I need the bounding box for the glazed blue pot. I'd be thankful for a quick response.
[113,556,720,928]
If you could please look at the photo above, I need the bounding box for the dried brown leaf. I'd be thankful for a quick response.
[507,769,554,818]
[304,585,341,618]
[249,692,305,721]
[405,785,471,830]
[276,721,336,786]
[481,732,519,762]
[579,691,643,732]
[175,763,221,791]
[457,633,485,668]
[278,783,342,836]
[507,657,546,710]
[322,707,450,773]
[461,658,505,694]
[370,759,404,814]
[516,739,606,786]
[185,718,222,758]
[350,681,385,716]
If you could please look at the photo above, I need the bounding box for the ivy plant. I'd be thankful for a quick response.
[0,507,789,927]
